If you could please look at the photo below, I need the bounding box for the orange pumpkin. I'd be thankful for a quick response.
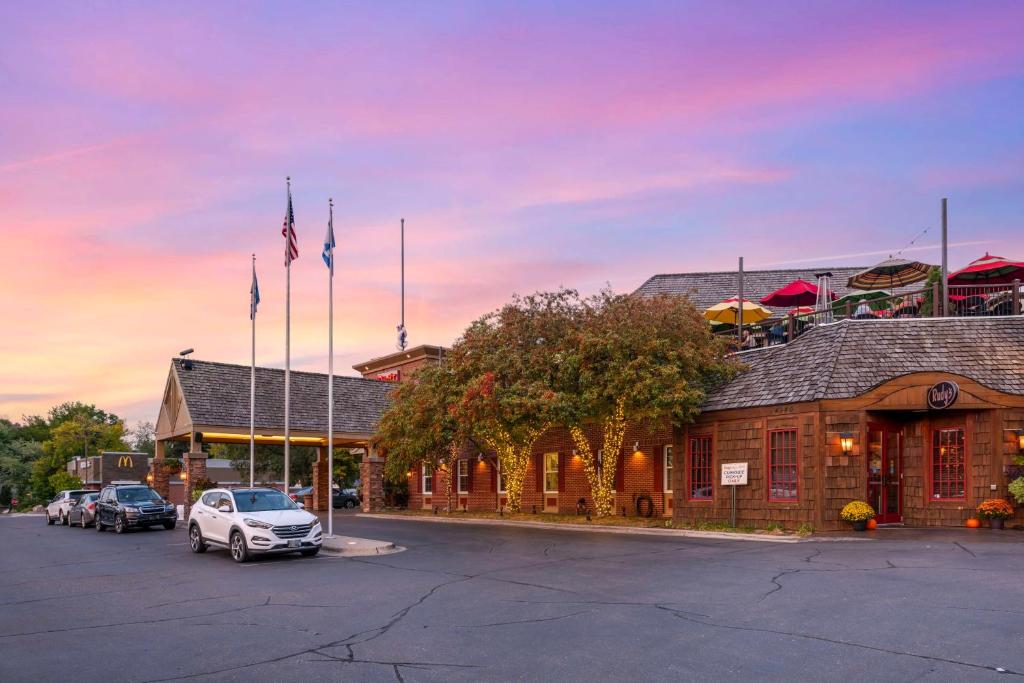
[965,518,981,529]
[866,519,878,530]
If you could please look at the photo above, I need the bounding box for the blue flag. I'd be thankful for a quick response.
[250,265,260,320]
[322,215,335,272]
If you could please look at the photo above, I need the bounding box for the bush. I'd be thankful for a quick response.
[977,498,1014,520]
[1008,477,1024,505]
[840,500,875,522]
[189,476,218,503]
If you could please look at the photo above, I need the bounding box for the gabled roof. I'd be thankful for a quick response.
[703,317,1024,411]
[635,266,919,314]
[171,359,393,434]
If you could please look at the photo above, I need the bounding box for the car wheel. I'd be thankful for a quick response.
[300,547,320,557]
[96,516,105,531]
[188,524,207,553]
[81,515,88,529]
[229,531,249,563]
[114,515,126,534]
[345,500,356,508]
[46,511,54,525]
[163,521,176,530]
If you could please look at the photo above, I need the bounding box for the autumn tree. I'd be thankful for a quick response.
[377,362,468,512]
[559,291,738,516]
[448,289,583,512]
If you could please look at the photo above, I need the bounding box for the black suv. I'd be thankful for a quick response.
[95,485,177,533]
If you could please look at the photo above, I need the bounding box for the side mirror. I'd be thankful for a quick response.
[217,504,232,513]
[296,502,305,509]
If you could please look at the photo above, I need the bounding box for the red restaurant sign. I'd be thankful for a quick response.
[927,381,959,410]
[376,369,401,382]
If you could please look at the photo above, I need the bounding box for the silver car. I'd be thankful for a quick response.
[68,493,100,528]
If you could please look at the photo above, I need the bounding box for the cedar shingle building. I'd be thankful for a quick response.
[154,268,1024,529]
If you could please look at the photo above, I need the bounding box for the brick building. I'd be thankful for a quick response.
[67,451,149,489]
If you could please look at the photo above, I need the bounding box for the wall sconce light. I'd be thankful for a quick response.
[839,433,854,456]
[477,453,484,463]
[572,448,577,457]
[146,473,154,483]
[633,441,643,457]
[179,471,187,481]
[1015,429,1024,454]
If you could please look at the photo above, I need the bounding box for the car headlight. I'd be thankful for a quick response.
[312,521,322,531]
[124,506,139,513]
[244,518,273,529]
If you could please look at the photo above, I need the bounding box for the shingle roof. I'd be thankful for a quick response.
[635,266,920,314]
[703,317,1024,411]
[173,359,393,434]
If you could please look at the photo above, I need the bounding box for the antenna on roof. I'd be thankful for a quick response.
[179,348,194,371]
[396,218,408,351]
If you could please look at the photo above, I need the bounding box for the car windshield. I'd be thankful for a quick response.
[234,490,297,512]
[117,488,162,503]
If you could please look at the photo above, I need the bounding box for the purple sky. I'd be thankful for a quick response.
[2,1,1023,424]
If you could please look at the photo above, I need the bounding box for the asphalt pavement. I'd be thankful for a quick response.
[1,512,1022,682]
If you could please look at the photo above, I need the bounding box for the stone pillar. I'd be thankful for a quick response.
[151,440,170,499]
[183,451,208,521]
[361,446,385,512]
[311,447,330,511]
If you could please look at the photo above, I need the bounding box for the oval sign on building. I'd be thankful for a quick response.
[927,381,959,410]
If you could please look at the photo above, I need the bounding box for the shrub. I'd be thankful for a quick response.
[1009,477,1024,505]
[977,498,1014,520]
[189,476,218,503]
[840,500,875,522]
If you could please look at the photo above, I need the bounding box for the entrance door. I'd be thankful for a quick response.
[867,424,902,524]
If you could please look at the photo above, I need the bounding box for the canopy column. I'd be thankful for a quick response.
[151,439,170,500]
[311,446,330,511]
[183,451,208,521]
[361,446,385,512]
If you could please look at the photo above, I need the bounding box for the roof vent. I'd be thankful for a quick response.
[179,348,194,371]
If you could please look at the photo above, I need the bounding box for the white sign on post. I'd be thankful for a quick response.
[721,462,748,486]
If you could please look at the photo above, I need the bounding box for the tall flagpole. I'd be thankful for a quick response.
[284,177,292,496]
[327,198,335,538]
[250,253,256,488]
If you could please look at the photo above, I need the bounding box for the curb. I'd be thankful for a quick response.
[321,534,403,556]
[356,513,804,543]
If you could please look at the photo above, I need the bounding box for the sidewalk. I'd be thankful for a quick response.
[357,512,805,543]
[312,510,403,556]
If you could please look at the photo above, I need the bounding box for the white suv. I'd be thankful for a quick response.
[188,488,322,562]
[45,490,94,526]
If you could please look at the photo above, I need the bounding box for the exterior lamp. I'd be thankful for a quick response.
[839,433,854,456]
[1015,429,1024,454]
[477,453,484,463]
[179,471,187,481]
[633,441,643,457]
[146,473,154,483]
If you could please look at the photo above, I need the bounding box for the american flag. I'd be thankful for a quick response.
[282,187,298,265]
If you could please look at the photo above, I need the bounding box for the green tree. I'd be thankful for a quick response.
[210,442,319,486]
[559,291,738,516]
[448,289,583,512]
[32,415,128,501]
[919,266,943,317]
[378,362,471,512]
[48,470,83,494]
[126,421,156,456]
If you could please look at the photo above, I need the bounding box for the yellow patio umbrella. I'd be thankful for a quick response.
[704,297,773,325]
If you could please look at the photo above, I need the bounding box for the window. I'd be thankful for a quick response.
[496,461,506,494]
[544,452,559,493]
[688,437,713,500]
[663,445,674,493]
[422,464,433,494]
[768,429,798,501]
[457,459,469,494]
[201,492,219,507]
[932,428,965,500]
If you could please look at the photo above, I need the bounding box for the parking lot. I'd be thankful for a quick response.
[2,513,1023,682]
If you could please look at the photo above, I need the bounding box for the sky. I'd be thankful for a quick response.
[1,1,1023,426]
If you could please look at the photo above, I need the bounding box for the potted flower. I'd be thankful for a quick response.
[977,499,1014,529]
[840,501,876,531]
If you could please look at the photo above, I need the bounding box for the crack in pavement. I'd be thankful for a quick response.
[654,604,1024,676]
[953,541,977,558]
[456,609,590,628]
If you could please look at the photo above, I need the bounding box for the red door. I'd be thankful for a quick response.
[867,424,903,524]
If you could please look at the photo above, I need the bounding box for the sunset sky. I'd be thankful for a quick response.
[2,1,1023,426]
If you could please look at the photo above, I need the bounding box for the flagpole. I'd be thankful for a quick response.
[327,198,334,538]
[284,177,291,496]
[250,253,256,488]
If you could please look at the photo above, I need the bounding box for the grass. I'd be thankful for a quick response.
[374,507,806,535]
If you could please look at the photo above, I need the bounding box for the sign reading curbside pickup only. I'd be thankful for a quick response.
[721,462,749,486]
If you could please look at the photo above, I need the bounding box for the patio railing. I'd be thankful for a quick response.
[717,279,1022,351]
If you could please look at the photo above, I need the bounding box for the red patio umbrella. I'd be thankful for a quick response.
[760,279,834,307]
[948,253,1024,285]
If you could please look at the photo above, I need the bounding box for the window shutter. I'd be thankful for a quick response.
[411,465,418,493]
[466,460,474,493]
[653,447,664,493]
[614,451,624,491]
[535,453,544,492]
[490,460,497,492]
[558,452,566,493]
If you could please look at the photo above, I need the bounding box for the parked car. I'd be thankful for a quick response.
[289,485,358,508]
[188,487,322,563]
[68,492,100,528]
[289,485,313,501]
[95,485,177,534]
[45,490,94,526]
